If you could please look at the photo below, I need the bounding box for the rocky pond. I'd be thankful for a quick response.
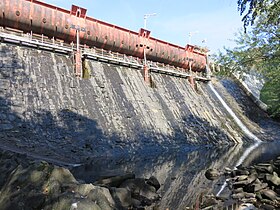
[1,141,280,209]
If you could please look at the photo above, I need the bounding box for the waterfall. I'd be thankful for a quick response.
[208,82,262,196]
[208,82,261,142]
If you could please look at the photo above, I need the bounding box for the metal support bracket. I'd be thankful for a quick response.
[143,64,151,85]
[188,75,196,90]
[139,28,152,86]
[71,4,87,78]
[74,29,82,77]
[75,50,82,77]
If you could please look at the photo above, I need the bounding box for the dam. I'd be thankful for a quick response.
[0,0,280,209]
[1,43,275,162]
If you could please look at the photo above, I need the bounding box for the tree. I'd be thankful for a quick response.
[238,0,280,31]
[216,1,280,120]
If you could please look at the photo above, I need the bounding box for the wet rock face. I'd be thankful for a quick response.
[0,155,161,210]
[205,156,280,209]
[216,79,280,141]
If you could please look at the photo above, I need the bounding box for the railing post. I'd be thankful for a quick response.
[143,47,151,85]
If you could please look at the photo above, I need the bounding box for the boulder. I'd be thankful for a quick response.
[265,172,280,186]
[110,187,132,209]
[238,203,257,210]
[0,151,161,210]
[73,183,95,196]
[244,182,268,193]
[260,189,278,201]
[94,173,135,187]
[0,162,113,210]
[87,186,115,210]
[120,178,158,201]
[236,175,249,181]
[232,192,245,199]
[45,194,102,210]
[254,163,274,174]
[233,180,250,189]
[233,187,244,194]
[259,204,277,210]
[75,200,102,210]
[205,169,220,180]
[48,167,78,184]
[146,176,160,191]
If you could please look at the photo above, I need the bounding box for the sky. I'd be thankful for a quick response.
[43,0,243,55]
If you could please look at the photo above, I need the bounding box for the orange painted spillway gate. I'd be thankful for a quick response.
[0,0,208,78]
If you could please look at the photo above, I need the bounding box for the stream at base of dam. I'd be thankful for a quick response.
[71,141,280,209]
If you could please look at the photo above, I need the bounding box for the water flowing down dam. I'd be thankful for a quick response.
[1,0,280,209]
[208,82,261,142]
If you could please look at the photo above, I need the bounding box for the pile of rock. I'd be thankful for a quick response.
[0,153,161,210]
[94,174,161,209]
[205,156,280,209]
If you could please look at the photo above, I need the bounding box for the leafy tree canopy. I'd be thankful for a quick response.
[238,0,280,30]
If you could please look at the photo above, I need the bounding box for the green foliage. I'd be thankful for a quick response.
[215,1,280,120]
[238,0,280,31]
[260,80,280,120]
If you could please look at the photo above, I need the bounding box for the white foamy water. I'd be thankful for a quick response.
[208,83,261,142]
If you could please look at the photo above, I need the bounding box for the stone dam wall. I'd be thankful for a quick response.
[0,44,279,163]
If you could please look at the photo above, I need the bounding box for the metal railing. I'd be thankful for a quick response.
[82,47,210,81]
[0,28,73,54]
[0,28,211,81]
[83,47,143,69]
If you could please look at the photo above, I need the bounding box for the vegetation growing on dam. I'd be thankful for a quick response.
[216,0,280,120]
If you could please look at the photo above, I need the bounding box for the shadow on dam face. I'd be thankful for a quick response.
[0,93,233,164]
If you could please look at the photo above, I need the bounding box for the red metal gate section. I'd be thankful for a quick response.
[0,0,207,73]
